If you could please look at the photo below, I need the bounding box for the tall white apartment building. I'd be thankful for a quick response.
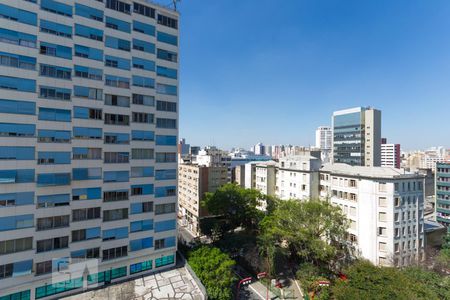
[0,1,179,299]
[320,164,425,267]
[276,156,321,200]
[381,142,401,168]
[315,126,332,163]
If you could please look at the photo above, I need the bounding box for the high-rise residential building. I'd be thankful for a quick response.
[254,142,266,156]
[320,164,425,267]
[436,162,450,229]
[332,107,382,167]
[254,161,277,196]
[0,1,179,299]
[178,164,228,236]
[381,139,401,168]
[315,126,332,163]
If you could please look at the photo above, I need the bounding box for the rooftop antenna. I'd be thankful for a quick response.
[172,0,180,11]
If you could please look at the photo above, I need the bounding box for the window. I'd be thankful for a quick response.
[103,171,129,183]
[157,31,177,46]
[75,3,103,22]
[379,182,387,192]
[106,0,130,14]
[105,132,129,144]
[155,255,175,267]
[0,147,34,160]
[0,237,33,255]
[74,107,102,120]
[158,14,178,29]
[72,227,101,242]
[132,130,154,141]
[378,227,387,236]
[105,75,130,89]
[74,65,103,80]
[157,48,177,62]
[0,169,34,183]
[72,147,102,160]
[0,99,35,115]
[37,173,71,186]
[70,248,99,259]
[87,267,126,285]
[154,238,176,250]
[156,152,177,163]
[0,260,32,279]
[35,278,83,299]
[132,148,154,160]
[156,135,177,146]
[39,108,71,122]
[130,237,152,251]
[132,57,155,71]
[72,187,101,201]
[132,112,154,123]
[155,186,176,198]
[379,197,387,207]
[37,152,71,165]
[105,113,130,125]
[379,212,387,222]
[133,94,154,106]
[104,152,129,163]
[75,24,103,41]
[130,220,153,233]
[72,168,102,180]
[105,36,130,51]
[130,260,152,274]
[40,0,72,17]
[155,203,176,214]
[39,64,71,80]
[106,16,130,33]
[74,86,103,100]
[155,220,176,232]
[103,190,129,202]
[131,184,154,196]
[103,208,128,222]
[105,94,130,107]
[0,214,33,231]
[133,38,155,53]
[0,192,34,207]
[156,83,177,95]
[35,261,52,276]
[0,123,35,137]
[37,215,69,231]
[0,28,36,48]
[73,127,102,139]
[131,202,153,214]
[157,101,177,112]
[131,166,154,178]
[105,55,130,70]
[36,236,69,253]
[40,20,72,38]
[102,227,128,241]
[156,169,176,180]
[157,66,177,79]
[0,75,35,92]
[0,51,36,69]
[38,130,70,143]
[72,207,101,222]
[133,2,155,18]
[133,21,155,36]
[156,118,177,129]
[379,242,387,252]
[74,44,103,61]
[40,86,71,101]
[0,3,37,26]
[102,246,128,261]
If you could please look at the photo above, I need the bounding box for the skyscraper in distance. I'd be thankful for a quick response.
[332,107,381,167]
[0,1,179,299]
[315,126,332,163]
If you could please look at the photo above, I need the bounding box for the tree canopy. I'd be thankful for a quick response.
[187,246,237,300]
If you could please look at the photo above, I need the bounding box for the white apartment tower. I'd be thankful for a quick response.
[320,164,425,267]
[315,126,332,163]
[0,1,179,299]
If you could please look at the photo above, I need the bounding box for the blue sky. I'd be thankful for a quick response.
[177,0,450,150]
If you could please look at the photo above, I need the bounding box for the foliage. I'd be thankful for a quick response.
[443,232,450,249]
[403,266,450,299]
[201,184,266,232]
[331,260,444,300]
[436,248,450,273]
[259,199,350,268]
[296,262,331,300]
[187,246,237,300]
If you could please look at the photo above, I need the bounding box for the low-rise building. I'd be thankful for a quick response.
[320,163,425,267]
[255,161,277,196]
[178,164,228,236]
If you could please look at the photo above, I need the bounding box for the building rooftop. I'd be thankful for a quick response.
[321,163,423,179]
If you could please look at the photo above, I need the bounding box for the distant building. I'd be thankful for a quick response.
[320,164,425,267]
[315,126,332,163]
[435,162,450,229]
[381,139,401,168]
[254,142,266,156]
[332,107,382,167]
[178,164,228,236]
[276,156,321,200]
[178,138,191,156]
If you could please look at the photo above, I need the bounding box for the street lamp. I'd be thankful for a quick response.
[235,277,252,300]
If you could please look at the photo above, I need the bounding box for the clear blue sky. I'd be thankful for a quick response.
[177,0,450,150]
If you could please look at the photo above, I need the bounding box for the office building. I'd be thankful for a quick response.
[178,164,227,236]
[0,1,179,299]
[320,164,425,267]
[436,162,450,229]
[332,107,381,167]
[381,139,401,168]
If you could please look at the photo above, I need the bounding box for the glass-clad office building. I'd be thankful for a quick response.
[0,1,179,299]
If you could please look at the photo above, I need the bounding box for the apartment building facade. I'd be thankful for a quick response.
[436,162,450,229]
[0,1,179,299]
[320,164,425,267]
[381,142,401,169]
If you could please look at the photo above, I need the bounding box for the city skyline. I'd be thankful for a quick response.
[178,0,450,149]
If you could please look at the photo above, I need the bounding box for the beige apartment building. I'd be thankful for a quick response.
[178,164,228,236]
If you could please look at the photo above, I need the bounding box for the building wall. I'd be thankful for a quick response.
[0,1,179,299]
[381,144,401,169]
[436,162,450,229]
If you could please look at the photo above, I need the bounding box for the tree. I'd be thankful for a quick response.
[259,200,350,268]
[331,260,443,300]
[187,246,237,300]
[201,183,265,232]
[403,266,450,299]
